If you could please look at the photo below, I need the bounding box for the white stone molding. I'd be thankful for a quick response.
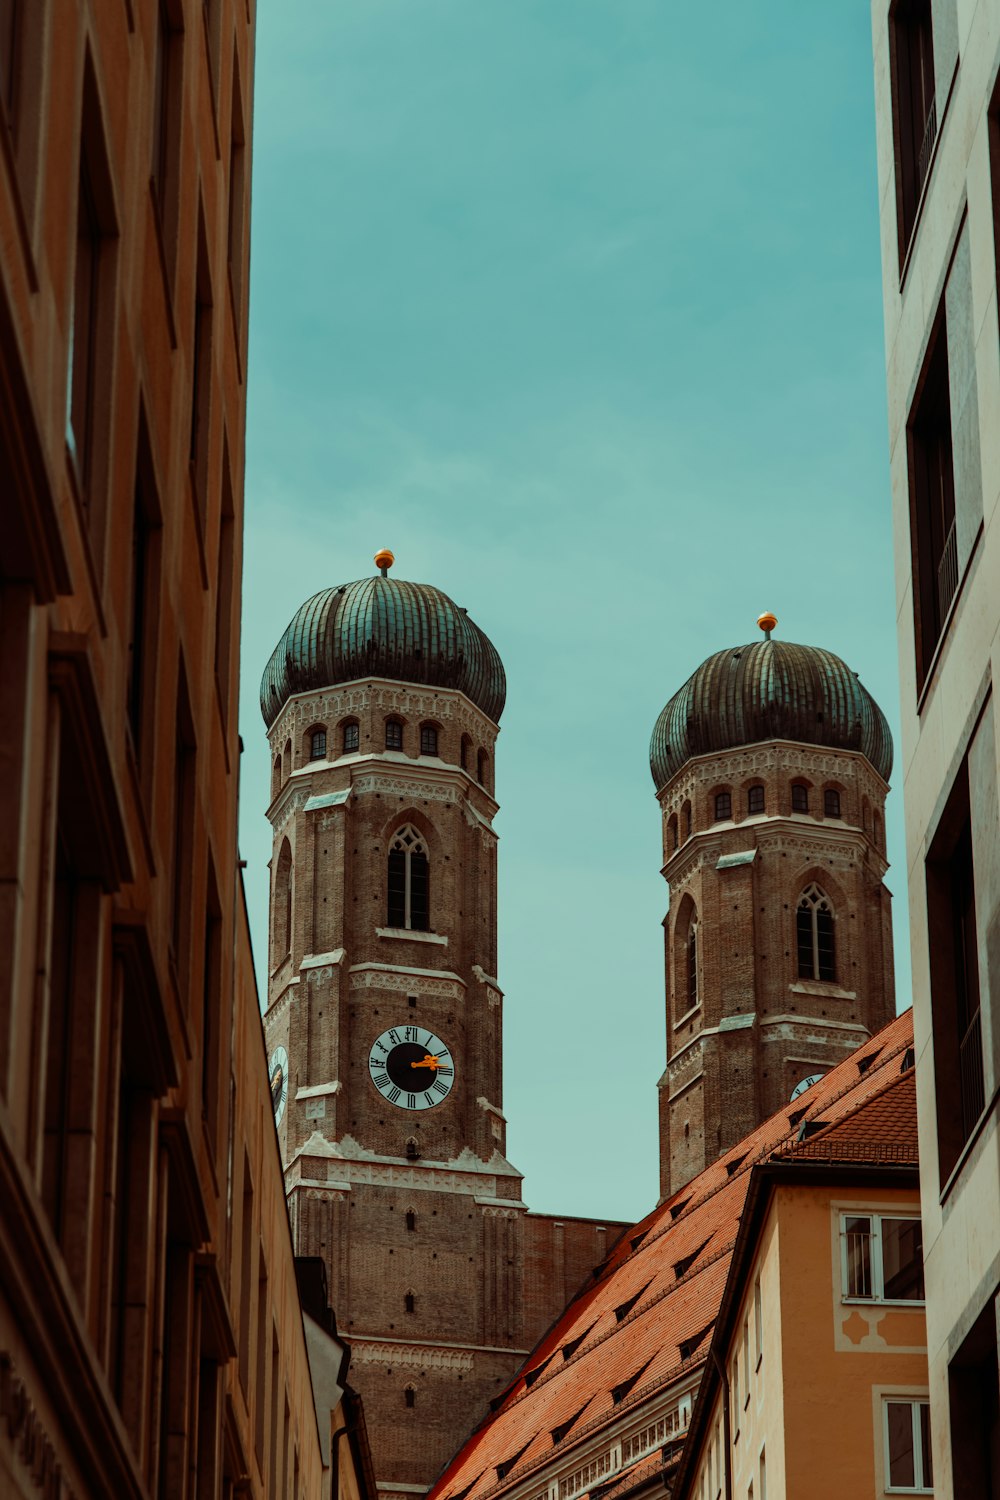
[300,949,346,971]
[477,1097,505,1119]
[477,1200,525,1216]
[789,980,857,1001]
[348,962,466,999]
[295,1081,341,1098]
[353,772,459,805]
[263,976,299,1024]
[375,926,449,947]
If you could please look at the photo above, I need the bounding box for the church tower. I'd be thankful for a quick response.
[650,615,896,1199]
[259,553,619,1498]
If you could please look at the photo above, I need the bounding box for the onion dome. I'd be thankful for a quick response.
[649,614,892,791]
[260,551,506,728]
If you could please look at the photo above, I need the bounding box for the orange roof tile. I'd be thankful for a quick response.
[431,1009,916,1500]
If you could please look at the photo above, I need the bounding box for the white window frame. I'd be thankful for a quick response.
[882,1398,932,1493]
[840,1213,924,1305]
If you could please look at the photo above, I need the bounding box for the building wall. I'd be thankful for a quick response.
[0,1,330,1495]
[871,1,1000,1492]
[656,742,895,1196]
[683,1182,928,1500]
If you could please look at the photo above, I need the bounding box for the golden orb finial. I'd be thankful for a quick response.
[374,547,395,578]
[757,611,777,639]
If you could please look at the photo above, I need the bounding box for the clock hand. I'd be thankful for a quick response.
[411,1055,442,1070]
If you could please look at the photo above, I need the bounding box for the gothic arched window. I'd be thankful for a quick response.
[274,839,293,960]
[460,734,472,771]
[796,883,836,982]
[404,1291,415,1314]
[687,920,699,1007]
[791,783,809,813]
[271,755,281,799]
[420,723,438,756]
[309,727,327,760]
[668,814,678,852]
[342,719,359,753]
[747,785,765,815]
[404,1386,416,1408]
[682,800,692,840]
[824,788,841,818]
[714,791,732,822]
[387,825,429,932]
[385,718,403,751]
[477,749,488,787]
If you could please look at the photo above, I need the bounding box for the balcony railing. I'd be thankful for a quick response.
[917,95,937,200]
[936,518,958,627]
[959,1007,985,1141]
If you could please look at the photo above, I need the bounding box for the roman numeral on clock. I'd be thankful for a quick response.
[424,1092,435,1107]
[373,1073,390,1089]
[431,1078,448,1095]
[388,1086,401,1104]
[407,1094,416,1109]
[436,1066,453,1077]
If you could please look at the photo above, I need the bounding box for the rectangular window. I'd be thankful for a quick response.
[754,1276,763,1365]
[127,417,162,761]
[227,48,246,315]
[190,208,213,534]
[890,0,936,260]
[842,1214,924,1302]
[925,754,988,1182]
[743,1319,750,1404]
[214,440,235,731]
[201,860,222,1150]
[731,1356,740,1437]
[908,314,956,687]
[0,0,18,122]
[948,1302,1000,1498]
[884,1399,933,1492]
[68,156,101,495]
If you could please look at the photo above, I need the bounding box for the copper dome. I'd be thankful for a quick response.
[649,638,892,790]
[260,576,506,728]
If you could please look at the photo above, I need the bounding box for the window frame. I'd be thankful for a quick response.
[840,1212,925,1305]
[796,883,836,983]
[791,783,809,813]
[713,790,732,822]
[823,788,841,818]
[308,728,327,761]
[747,785,765,816]
[342,720,359,754]
[419,723,438,757]
[882,1397,933,1493]
[385,718,403,752]
[387,825,430,933]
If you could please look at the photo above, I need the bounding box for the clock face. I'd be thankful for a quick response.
[368,1025,455,1111]
[790,1072,824,1102]
[269,1045,289,1126]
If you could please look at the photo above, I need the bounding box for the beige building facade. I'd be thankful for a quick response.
[871,1,1000,1493]
[0,2,371,1496]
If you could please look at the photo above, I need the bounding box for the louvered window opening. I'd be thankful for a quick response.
[387,826,429,931]
[796,884,835,982]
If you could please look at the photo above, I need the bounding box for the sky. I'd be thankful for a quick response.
[238,1,908,1227]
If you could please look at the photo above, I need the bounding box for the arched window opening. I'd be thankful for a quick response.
[460,735,472,771]
[404,1291,415,1314]
[404,1386,416,1409]
[477,749,488,786]
[385,718,403,751]
[405,1209,416,1232]
[387,825,430,932]
[824,788,841,818]
[420,723,438,756]
[271,755,281,799]
[796,884,836,982]
[687,921,699,1008]
[791,783,809,814]
[668,814,678,852]
[873,812,882,851]
[283,737,292,781]
[342,720,359,754]
[682,801,692,840]
[274,839,293,960]
[309,727,327,760]
[747,785,765,815]
[714,791,732,822]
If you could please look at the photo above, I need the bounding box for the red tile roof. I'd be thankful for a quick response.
[431,1009,916,1500]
